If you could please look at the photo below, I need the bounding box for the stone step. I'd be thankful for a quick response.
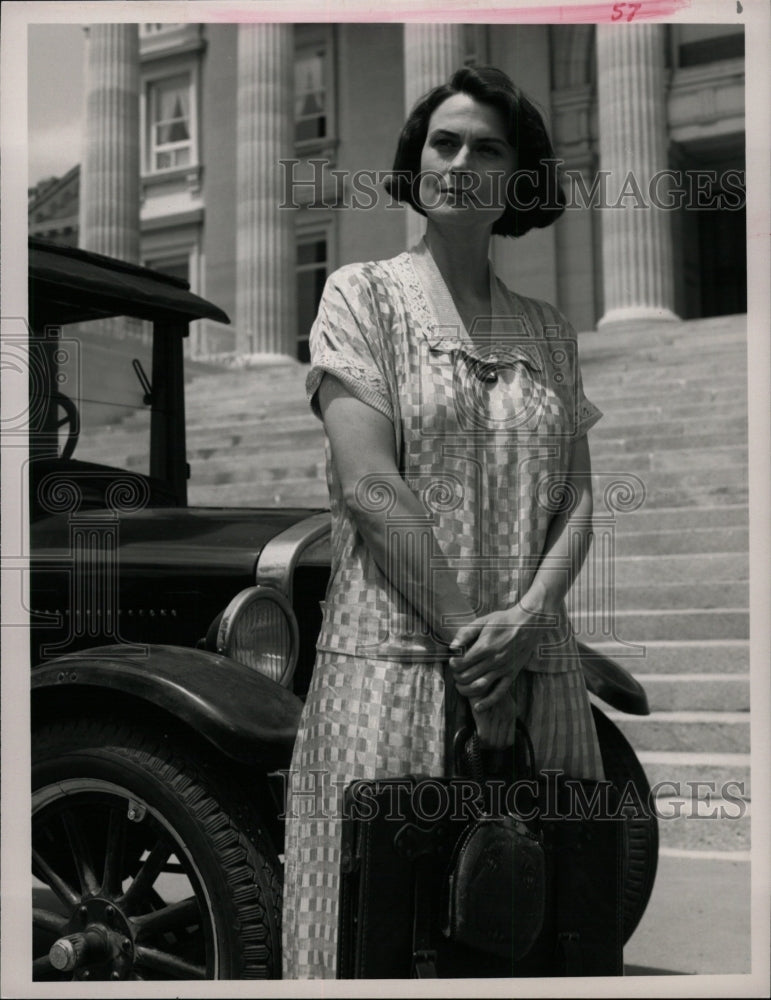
[188,449,325,485]
[585,639,748,674]
[586,374,746,404]
[593,431,747,457]
[585,361,746,393]
[188,373,308,399]
[187,410,321,437]
[594,580,749,611]
[584,346,746,377]
[578,314,745,352]
[188,394,312,421]
[652,800,750,853]
[592,467,747,494]
[611,525,748,556]
[635,752,751,800]
[612,504,748,532]
[603,710,749,754]
[186,427,325,460]
[586,398,746,424]
[589,551,748,586]
[590,446,747,473]
[592,410,747,440]
[629,485,748,509]
[572,607,748,642]
[188,479,330,507]
[592,342,746,371]
[630,673,749,712]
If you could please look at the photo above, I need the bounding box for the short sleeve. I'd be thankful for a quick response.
[553,310,603,438]
[305,265,394,422]
[573,352,603,437]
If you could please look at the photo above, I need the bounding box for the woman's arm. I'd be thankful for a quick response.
[317,374,475,645]
[450,434,595,710]
[523,432,595,615]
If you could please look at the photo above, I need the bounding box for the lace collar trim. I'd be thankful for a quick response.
[388,240,544,372]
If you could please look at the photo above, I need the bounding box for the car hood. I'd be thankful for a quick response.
[32,505,329,579]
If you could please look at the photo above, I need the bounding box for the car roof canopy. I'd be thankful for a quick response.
[28,237,231,329]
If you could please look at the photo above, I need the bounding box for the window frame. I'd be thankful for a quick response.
[294,24,336,154]
[295,224,332,363]
[141,61,200,177]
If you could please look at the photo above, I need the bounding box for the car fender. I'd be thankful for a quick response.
[31,643,304,767]
[577,641,650,716]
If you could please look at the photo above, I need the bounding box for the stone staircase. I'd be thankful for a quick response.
[85,314,751,855]
[572,314,749,856]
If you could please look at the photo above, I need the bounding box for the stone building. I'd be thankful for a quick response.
[30,20,746,358]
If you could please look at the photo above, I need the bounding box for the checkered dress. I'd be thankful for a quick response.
[281,241,606,979]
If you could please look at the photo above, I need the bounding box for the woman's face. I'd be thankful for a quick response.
[418,93,516,228]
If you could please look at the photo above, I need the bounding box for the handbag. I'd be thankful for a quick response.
[337,668,624,978]
[441,724,546,961]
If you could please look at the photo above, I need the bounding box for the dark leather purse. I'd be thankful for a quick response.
[442,724,546,960]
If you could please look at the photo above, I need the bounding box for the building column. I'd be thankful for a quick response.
[596,25,678,325]
[552,85,602,331]
[403,25,465,248]
[235,24,296,358]
[79,25,140,262]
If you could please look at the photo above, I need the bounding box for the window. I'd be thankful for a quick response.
[147,74,193,172]
[674,24,744,68]
[296,236,328,363]
[295,27,333,146]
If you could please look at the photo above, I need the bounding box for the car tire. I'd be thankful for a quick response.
[32,716,282,981]
[592,704,659,944]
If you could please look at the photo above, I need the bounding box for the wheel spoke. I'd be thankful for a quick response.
[32,955,60,980]
[33,907,68,935]
[61,809,100,895]
[32,848,80,909]
[120,838,172,913]
[134,945,206,979]
[101,806,126,896]
[132,896,201,940]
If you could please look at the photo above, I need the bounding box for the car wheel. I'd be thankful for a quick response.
[32,716,282,981]
[592,704,659,944]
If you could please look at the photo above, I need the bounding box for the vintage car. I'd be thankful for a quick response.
[27,237,658,981]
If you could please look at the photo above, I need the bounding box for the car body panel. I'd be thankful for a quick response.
[29,238,230,327]
[31,644,304,767]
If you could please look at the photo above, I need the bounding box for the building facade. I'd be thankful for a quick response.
[28,21,746,359]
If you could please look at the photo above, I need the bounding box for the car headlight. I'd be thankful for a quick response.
[215,586,299,687]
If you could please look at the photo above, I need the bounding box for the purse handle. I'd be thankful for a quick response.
[443,661,536,782]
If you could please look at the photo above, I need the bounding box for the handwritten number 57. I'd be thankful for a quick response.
[612,2,642,20]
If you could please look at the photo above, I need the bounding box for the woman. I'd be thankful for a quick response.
[282,65,605,979]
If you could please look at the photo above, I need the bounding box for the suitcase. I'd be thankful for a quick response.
[337,768,625,978]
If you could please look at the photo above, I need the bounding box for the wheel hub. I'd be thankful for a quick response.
[51,896,135,980]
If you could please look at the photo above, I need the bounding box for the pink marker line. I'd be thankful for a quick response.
[199,0,692,26]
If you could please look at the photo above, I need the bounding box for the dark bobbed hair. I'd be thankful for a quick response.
[384,65,565,238]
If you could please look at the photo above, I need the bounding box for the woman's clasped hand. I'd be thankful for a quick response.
[448,602,552,748]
